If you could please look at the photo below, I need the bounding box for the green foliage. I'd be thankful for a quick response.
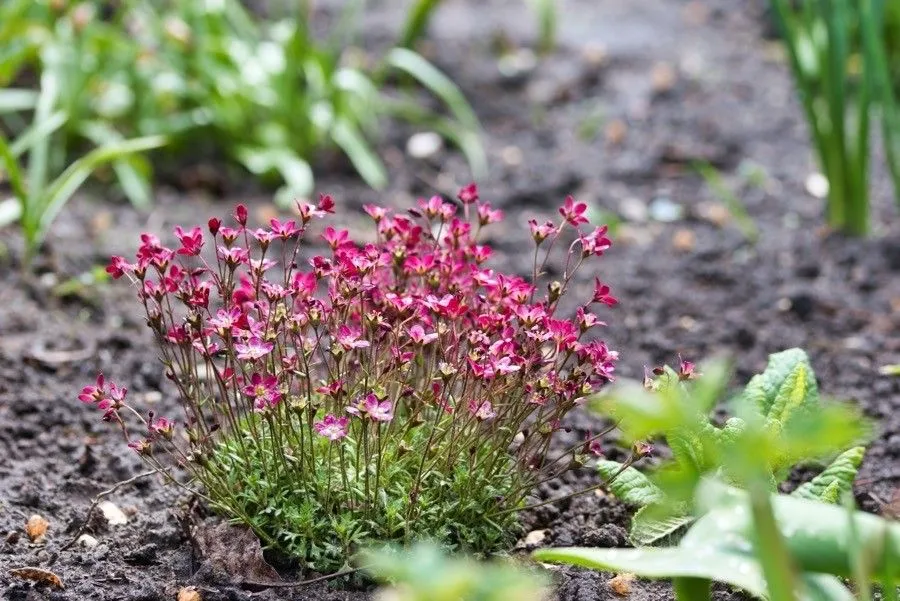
[0,0,485,224]
[362,543,550,601]
[593,349,868,545]
[768,0,900,235]
[535,480,900,601]
[399,0,556,53]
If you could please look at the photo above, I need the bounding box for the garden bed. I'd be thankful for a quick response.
[1,0,899,600]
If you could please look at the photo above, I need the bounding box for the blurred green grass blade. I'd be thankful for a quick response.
[9,110,66,158]
[0,88,37,113]
[236,146,314,207]
[111,157,153,211]
[397,0,441,48]
[385,48,480,132]
[0,128,26,206]
[27,70,60,207]
[526,0,557,53]
[32,135,166,246]
[331,118,388,190]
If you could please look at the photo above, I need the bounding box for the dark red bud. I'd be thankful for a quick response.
[234,204,248,226]
[208,217,221,235]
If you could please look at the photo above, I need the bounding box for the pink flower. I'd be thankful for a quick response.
[580,225,611,256]
[476,203,503,226]
[209,307,243,331]
[559,195,589,226]
[314,414,349,441]
[322,227,350,250]
[174,226,204,256]
[457,182,479,204]
[528,219,556,244]
[208,217,221,235]
[78,373,106,403]
[678,355,698,381]
[407,324,438,345]
[270,218,300,239]
[128,439,151,455]
[591,278,617,307]
[243,373,281,411]
[318,193,336,214]
[234,204,248,226]
[151,417,175,440]
[468,399,496,421]
[106,256,133,279]
[363,204,389,222]
[363,394,394,422]
[335,325,369,351]
[235,337,274,360]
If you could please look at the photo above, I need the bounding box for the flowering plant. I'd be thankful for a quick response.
[84,185,618,572]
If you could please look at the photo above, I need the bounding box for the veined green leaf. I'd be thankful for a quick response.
[596,460,664,507]
[792,446,865,503]
[630,505,693,546]
[743,348,816,418]
[766,362,818,432]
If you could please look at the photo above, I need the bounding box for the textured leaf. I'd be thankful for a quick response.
[596,460,663,507]
[792,446,865,503]
[766,362,818,431]
[742,348,816,417]
[629,505,693,546]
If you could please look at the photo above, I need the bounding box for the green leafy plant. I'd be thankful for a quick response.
[769,0,900,235]
[536,357,884,601]
[399,0,557,54]
[594,349,866,545]
[82,190,620,573]
[0,73,164,263]
[363,542,550,601]
[0,0,486,210]
[535,480,899,601]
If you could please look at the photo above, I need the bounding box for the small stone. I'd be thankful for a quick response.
[178,587,202,601]
[672,229,696,252]
[776,297,792,312]
[25,514,49,543]
[650,62,677,95]
[406,132,443,160]
[581,43,608,68]
[679,315,697,331]
[524,529,547,546]
[497,48,537,80]
[805,172,829,199]
[99,501,128,526]
[649,196,683,222]
[619,197,648,223]
[609,573,635,596]
[501,145,524,167]
[605,119,628,146]
[143,391,163,404]
[683,1,710,25]
[697,202,730,227]
[77,534,99,548]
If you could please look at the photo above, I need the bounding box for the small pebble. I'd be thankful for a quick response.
[178,588,202,601]
[672,229,696,252]
[697,202,730,227]
[77,534,99,549]
[26,514,49,543]
[605,119,628,146]
[99,501,128,526]
[619,197,648,223]
[523,529,547,546]
[650,62,677,95]
[609,572,635,596]
[649,197,683,222]
[805,172,829,199]
[581,43,608,68]
[497,48,537,80]
[406,132,443,160]
[501,145,524,167]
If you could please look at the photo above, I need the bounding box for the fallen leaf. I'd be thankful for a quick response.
[177,586,202,601]
[25,515,49,542]
[10,567,64,589]
[194,521,281,585]
[608,572,635,596]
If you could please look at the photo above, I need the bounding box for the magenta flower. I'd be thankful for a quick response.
[151,417,175,440]
[234,204,248,226]
[322,227,350,250]
[209,307,243,331]
[314,414,349,441]
[269,218,300,239]
[243,373,281,411]
[468,399,496,421]
[559,195,589,226]
[174,226,204,256]
[579,225,611,257]
[476,203,503,226]
[528,219,556,244]
[407,324,438,345]
[235,337,274,360]
[591,278,617,307]
[335,325,369,351]
[351,393,393,422]
[457,182,479,204]
[106,256,134,279]
[79,373,106,404]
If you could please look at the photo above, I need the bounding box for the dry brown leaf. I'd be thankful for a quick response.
[608,572,635,596]
[194,521,281,585]
[25,515,49,542]
[882,488,900,520]
[177,586,202,601]
[10,567,64,589]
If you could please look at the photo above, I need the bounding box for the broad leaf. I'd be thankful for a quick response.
[596,461,663,507]
[629,505,693,546]
[742,348,816,418]
[792,446,865,503]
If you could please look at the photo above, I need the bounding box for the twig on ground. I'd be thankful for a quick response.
[245,567,365,595]
[60,469,158,551]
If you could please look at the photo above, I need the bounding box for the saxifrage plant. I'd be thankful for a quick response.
[595,349,866,545]
[81,186,619,572]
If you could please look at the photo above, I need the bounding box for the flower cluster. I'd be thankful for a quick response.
[86,186,617,571]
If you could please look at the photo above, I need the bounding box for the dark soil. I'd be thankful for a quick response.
[2,1,899,600]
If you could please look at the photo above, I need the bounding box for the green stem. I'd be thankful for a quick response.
[673,577,711,601]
